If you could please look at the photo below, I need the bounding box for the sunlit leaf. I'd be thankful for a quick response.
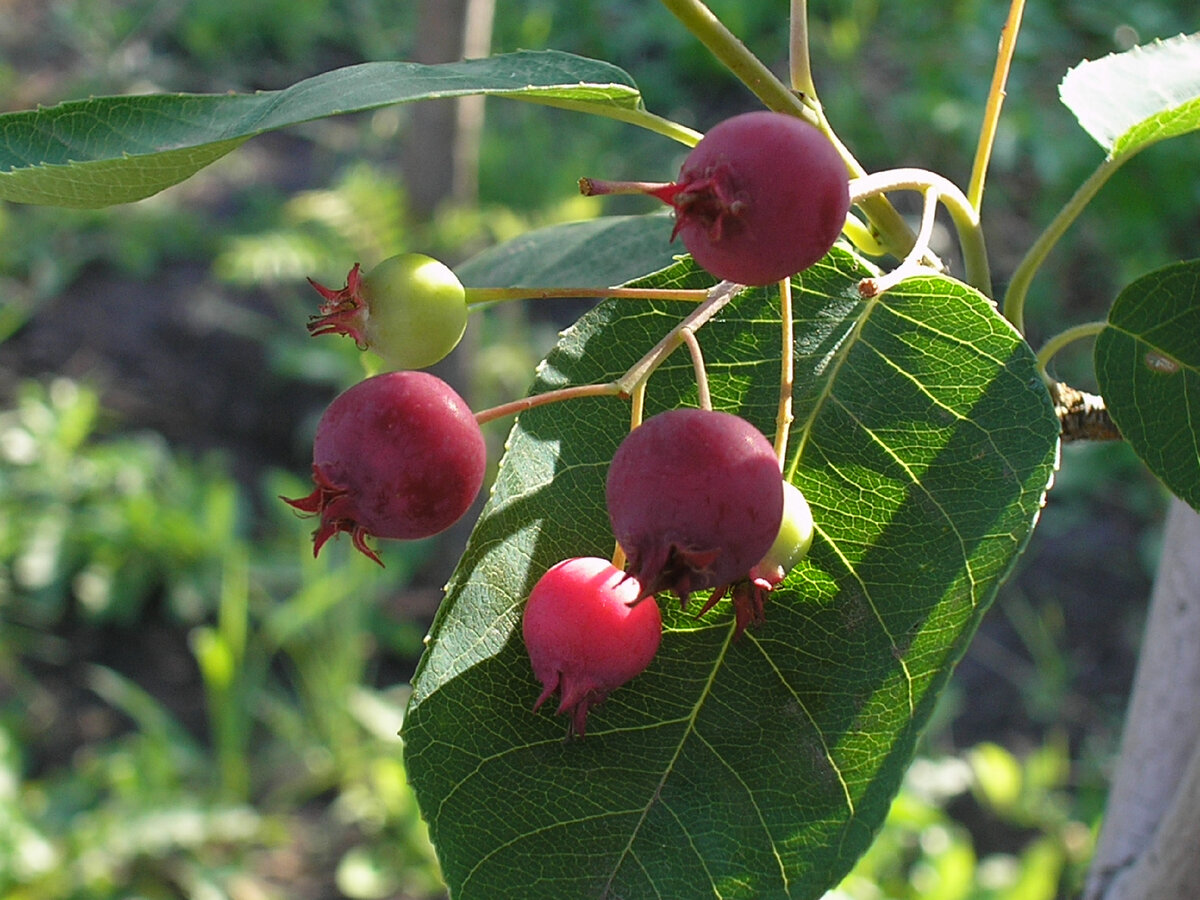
[403,248,1059,899]
[1059,32,1200,159]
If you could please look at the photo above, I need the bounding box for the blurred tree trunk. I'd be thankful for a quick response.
[402,0,495,217]
[1084,497,1200,900]
[402,0,497,585]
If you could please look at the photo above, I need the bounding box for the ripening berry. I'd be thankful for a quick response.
[283,371,486,564]
[668,111,850,285]
[523,557,663,737]
[606,408,784,604]
[580,111,849,285]
[306,253,468,370]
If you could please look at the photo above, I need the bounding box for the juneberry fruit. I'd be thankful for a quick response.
[523,556,662,737]
[606,408,784,604]
[581,111,849,285]
[306,253,468,370]
[670,112,849,285]
[283,371,486,564]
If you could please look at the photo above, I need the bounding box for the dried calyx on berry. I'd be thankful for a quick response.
[696,480,815,637]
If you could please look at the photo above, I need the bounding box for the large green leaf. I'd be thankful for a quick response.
[403,247,1059,899]
[1059,32,1200,160]
[0,50,647,208]
[1095,259,1200,509]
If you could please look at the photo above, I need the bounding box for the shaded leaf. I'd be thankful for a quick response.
[0,51,645,208]
[456,214,680,290]
[1095,259,1200,509]
[403,248,1058,899]
[1059,32,1200,158]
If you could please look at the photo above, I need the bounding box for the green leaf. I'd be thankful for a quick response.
[456,214,681,290]
[1059,32,1200,159]
[1095,259,1200,509]
[403,248,1059,899]
[0,50,645,208]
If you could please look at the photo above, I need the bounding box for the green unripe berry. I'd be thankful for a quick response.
[306,253,468,370]
[750,481,814,586]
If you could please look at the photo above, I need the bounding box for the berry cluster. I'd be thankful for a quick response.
[283,254,484,564]
[524,408,816,737]
[285,110,832,736]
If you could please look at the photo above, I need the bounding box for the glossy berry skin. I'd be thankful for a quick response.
[523,557,662,737]
[283,371,486,564]
[606,408,784,604]
[668,111,849,286]
[306,253,468,370]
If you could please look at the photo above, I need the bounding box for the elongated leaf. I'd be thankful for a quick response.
[403,249,1059,899]
[1095,259,1200,509]
[0,50,644,208]
[1059,32,1200,159]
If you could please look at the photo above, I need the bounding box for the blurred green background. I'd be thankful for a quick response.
[0,1,1192,897]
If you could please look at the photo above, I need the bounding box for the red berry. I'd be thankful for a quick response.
[667,111,849,285]
[606,408,784,604]
[523,557,663,737]
[283,371,486,563]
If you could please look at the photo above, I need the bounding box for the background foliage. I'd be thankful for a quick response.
[0,0,1189,897]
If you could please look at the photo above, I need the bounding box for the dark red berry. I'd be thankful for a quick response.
[283,371,486,564]
[606,408,784,604]
[523,557,663,737]
[581,111,849,285]
[669,111,850,285]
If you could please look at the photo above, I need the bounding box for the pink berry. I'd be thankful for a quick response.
[523,557,663,737]
[606,408,784,604]
[283,371,486,564]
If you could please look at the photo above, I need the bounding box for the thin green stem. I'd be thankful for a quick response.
[774,277,795,466]
[968,0,1026,212]
[474,382,624,426]
[1003,155,1124,333]
[660,0,814,123]
[680,328,712,410]
[465,286,708,306]
[521,97,703,147]
[842,213,888,257]
[1035,320,1106,380]
[789,0,817,101]
[616,279,742,395]
[850,167,992,295]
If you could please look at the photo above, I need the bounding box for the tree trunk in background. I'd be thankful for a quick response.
[1084,497,1200,900]
[402,0,494,217]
